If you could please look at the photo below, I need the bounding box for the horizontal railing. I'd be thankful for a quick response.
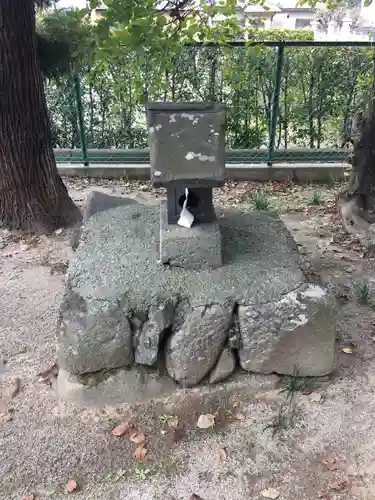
[54,148,351,164]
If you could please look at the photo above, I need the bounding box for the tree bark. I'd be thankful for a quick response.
[0,0,81,232]
[338,53,375,253]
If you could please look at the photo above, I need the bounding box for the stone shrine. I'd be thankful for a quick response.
[147,102,226,270]
[57,102,337,407]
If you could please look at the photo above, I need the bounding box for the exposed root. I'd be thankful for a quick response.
[339,195,375,254]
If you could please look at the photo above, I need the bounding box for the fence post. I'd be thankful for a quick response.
[268,43,284,166]
[73,74,89,167]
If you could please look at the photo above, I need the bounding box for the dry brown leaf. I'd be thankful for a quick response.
[301,387,314,395]
[328,478,351,493]
[22,495,35,500]
[260,488,280,499]
[49,261,69,275]
[37,362,58,384]
[64,479,77,494]
[111,421,130,437]
[322,455,338,471]
[216,447,227,461]
[133,444,148,461]
[10,377,21,399]
[169,428,185,443]
[129,431,146,444]
[196,413,215,429]
[309,392,322,403]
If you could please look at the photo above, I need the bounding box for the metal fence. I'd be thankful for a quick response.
[46,40,375,166]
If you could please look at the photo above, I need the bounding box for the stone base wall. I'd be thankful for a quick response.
[58,199,338,395]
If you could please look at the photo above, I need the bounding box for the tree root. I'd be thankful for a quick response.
[339,195,375,254]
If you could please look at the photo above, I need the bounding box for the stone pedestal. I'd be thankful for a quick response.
[160,203,222,269]
[57,203,338,405]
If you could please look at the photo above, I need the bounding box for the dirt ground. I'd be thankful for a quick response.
[2,177,375,500]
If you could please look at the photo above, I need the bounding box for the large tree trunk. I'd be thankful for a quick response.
[0,0,81,232]
[338,54,375,253]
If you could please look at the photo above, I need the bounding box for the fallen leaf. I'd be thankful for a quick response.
[64,479,77,494]
[309,392,322,403]
[260,488,280,499]
[169,427,185,443]
[341,342,357,355]
[10,377,21,399]
[167,415,179,428]
[133,444,148,461]
[216,446,227,461]
[233,412,246,421]
[196,413,215,429]
[129,431,146,444]
[49,261,69,275]
[328,479,351,492]
[111,421,130,437]
[22,495,35,500]
[37,362,58,384]
[322,455,338,471]
[300,387,314,395]
[341,347,354,354]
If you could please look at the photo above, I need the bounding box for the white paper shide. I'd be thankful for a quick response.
[177,188,194,228]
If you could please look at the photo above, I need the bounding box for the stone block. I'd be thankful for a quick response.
[58,292,133,375]
[165,303,234,387]
[160,203,222,270]
[238,284,337,376]
[147,102,226,186]
[57,367,177,408]
[135,299,176,366]
[209,347,236,384]
[71,190,139,250]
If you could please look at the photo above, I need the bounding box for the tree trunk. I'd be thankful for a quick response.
[0,0,81,233]
[338,53,375,253]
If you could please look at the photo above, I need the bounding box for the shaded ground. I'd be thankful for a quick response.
[1,178,375,500]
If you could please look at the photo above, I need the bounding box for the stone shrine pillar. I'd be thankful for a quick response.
[146,102,226,270]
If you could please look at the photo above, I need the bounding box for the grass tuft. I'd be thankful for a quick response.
[249,190,271,211]
[354,280,372,305]
[307,190,323,206]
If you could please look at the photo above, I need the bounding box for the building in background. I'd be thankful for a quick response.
[89,0,375,40]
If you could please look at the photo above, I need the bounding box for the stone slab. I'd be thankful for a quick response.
[58,204,335,378]
[160,203,222,269]
[63,204,305,313]
[70,190,139,250]
[238,284,337,376]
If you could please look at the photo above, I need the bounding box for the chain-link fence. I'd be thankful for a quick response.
[46,41,375,165]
